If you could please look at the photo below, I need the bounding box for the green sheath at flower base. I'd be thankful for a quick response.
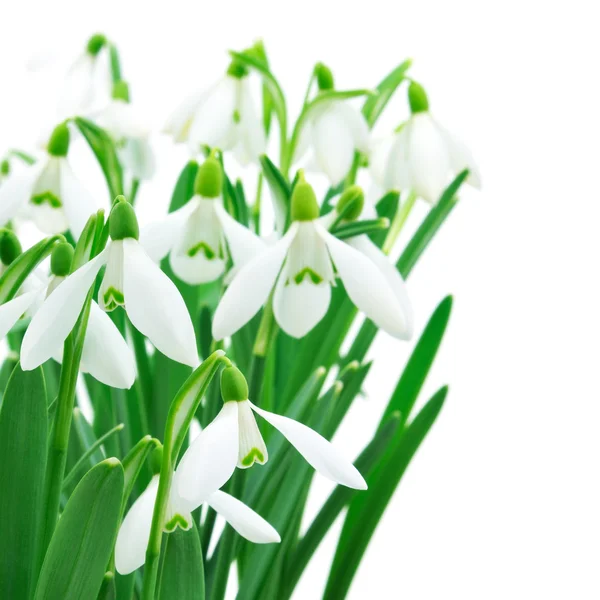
[291,172,319,221]
[149,445,163,476]
[86,33,107,57]
[1,159,9,177]
[336,186,365,221]
[0,230,22,266]
[315,62,334,91]
[109,198,139,240]
[226,58,249,79]
[194,153,223,198]
[47,122,70,157]
[408,81,429,114]
[221,366,249,402]
[112,80,130,102]
[50,242,74,277]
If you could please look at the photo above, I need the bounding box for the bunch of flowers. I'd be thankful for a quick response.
[0,34,479,600]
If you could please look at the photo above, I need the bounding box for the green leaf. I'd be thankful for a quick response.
[121,435,158,508]
[157,523,205,600]
[362,59,412,127]
[0,365,47,599]
[74,117,124,199]
[370,191,400,247]
[324,387,448,600]
[97,572,116,600]
[330,217,389,240]
[259,154,291,233]
[35,458,124,600]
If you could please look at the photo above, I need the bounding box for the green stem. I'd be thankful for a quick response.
[382,191,417,254]
[253,173,263,235]
[129,178,141,206]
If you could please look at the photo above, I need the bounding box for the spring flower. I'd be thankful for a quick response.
[164,59,265,164]
[0,238,135,388]
[370,81,481,204]
[292,63,369,186]
[176,367,367,508]
[212,174,412,340]
[0,123,99,237]
[20,200,199,370]
[141,154,264,284]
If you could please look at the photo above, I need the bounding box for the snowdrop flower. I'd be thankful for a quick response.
[164,59,265,165]
[212,174,412,340]
[292,63,369,186]
[176,366,367,508]
[141,154,264,284]
[116,465,280,575]
[20,199,199,370]
[0,159,10,187]
[0,122,99,237]
[371,81,481,204]
[0,238,135,388]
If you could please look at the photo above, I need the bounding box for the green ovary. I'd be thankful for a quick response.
[31,191,62,209]
[241,447,265,467]
[187,241,216,259]
[293,267,323,285]
[103,287,125,311]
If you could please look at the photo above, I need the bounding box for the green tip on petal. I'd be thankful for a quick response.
[50,242,74,276]
[408,81,429,114]
[86,33,107,57]
[109,198,139,241]
[47,122,70,157]
[336,186,365,221]
[291,171,319,221]
[227,58,249,79]
[150,445,163,475]
[0,229,22,266]
[315,62,334,91]
[1,159,9,176]
[221,366,249,402]
[194,153,223,198]
[112,80,130,102]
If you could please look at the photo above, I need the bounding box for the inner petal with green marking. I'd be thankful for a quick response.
[163,512,191,533]
[187,241,217,259]
[102,287,125,311]
[293,266,324,285]
[237,400,268,469]
[30,190,63,208]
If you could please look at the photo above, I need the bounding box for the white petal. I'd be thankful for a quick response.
[206,491,280,544]
[250,402,367,489]
[436,120,481,189]
[122,238,199,367]
[176,401,239,508]
[80,302,136,388]
[119,138,156,180]
[237,78,266,162]
[382,128,412,192]
[346,235,413,339]
[0,290,43,341]
[98,241,125,311]
[115,476,159,575]
[164,84,218,142]
[20,250,107,370]
[334,102,370,153]
[59,54,95,116]
[29,158,68,234]
[237,399,268,468]
[96,100,150,139]
[369,135,396,189]
[0,164,42,227]
[318,226,410,339]
[212,224,298,340]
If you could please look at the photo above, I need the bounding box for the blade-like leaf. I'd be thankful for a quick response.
[121,435,158,508]
[259,154,290,233]
[330,217,389,240]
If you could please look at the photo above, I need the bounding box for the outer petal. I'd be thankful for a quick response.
[164,83,219,142]
[20,250,107,370]
[250,402,367,489]
[436,120,482,189]
[119,138,156,180]
[59,53,95,116]
[236,78,266,163]
[369,135,396,189]
[80,301,136,388]
[0,163,44,227]
[212,224,298,340]
[318,226,410,339]
[382,128,412,192]
[122,238,199,367]
[176,401,239,508]
[96,100,150,139]
[115,476,159,575]
[334,102,370,153]
[0,290,43,340]
[206,491,281,544]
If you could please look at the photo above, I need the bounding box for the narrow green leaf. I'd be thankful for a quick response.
[259,154,290,233]
[330,217,389,240]
[97,572,116,600]
[121,435,158,507]
[370,191,400,247]
[35,458,124,600]
[0,365,47,599]
[73,407,106,464]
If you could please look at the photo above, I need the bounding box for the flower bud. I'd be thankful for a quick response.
[291,172,319,222]
[408,81,429,114]
[109,197,139,241]
[221,366,249,402]
[0,229,22,266]
[86,33,107,57]
[112,80,130,102]
[150,444,163,475]
[47,122,70,157]
[227,59,249,79]
[194,154,223,198]
[50,242,74,277]
[1,159,10,177]
[336,186,364,221]
[315,62,334,91]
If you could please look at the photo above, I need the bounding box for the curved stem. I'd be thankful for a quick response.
[382,191,417,254]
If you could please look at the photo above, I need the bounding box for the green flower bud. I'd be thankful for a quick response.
[408,81,429,114]
[50,242,74,277]
[194,154,223,198]
[112,80,130,102]
[150,444,163,475]
[336,186,364,221]
[1,159,10,177]
[315,62,334,91]
[47,122,70,157]
[109,197,139,241]
[291,172,319,221]
[227,59,249,79]
[87,33,107,57]
[221,366,249,402]
[0,229,22,266]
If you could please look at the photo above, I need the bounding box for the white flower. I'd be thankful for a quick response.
[176,366,367,509]
[0,124,99,238]
[212,176,412,340]
[140,156,264,284]
[165,69,265,165]
[370,82,481,204]
[115,471,280,575]
[20,202,199,370]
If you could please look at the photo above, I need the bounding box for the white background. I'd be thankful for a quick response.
[2,0,600,598]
